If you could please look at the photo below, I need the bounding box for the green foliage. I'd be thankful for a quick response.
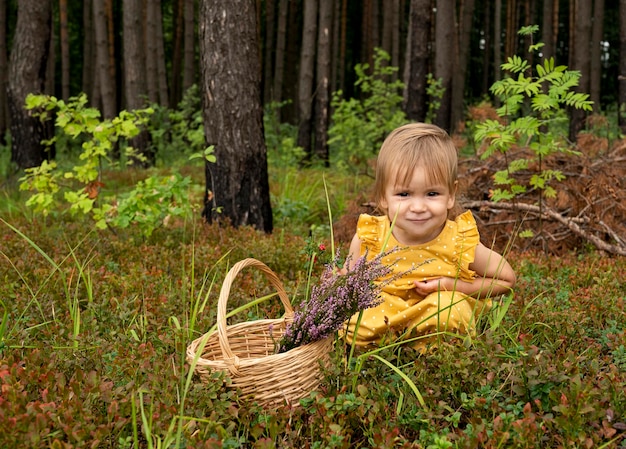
[328,48,407,174]
[1,171,626,447]
[264,101,306,168]
[474,27,593,203]
[18,93,211,237]
[147,84,209,167]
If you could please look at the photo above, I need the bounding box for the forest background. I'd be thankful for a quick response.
[1,0,626,447]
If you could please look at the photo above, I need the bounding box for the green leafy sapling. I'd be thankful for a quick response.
[328,48,407,174]
[474,25,593,204]
[19,93,215,237]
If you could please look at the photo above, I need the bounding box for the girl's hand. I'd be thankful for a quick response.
[413,278,451,296]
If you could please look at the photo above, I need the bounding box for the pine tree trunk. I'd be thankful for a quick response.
[263,0,275,103]
[450,0,475,132]
[170,0,184,106]
[0,0,8,139]
[541,0,555,60]
[590,0,605,112]
[82,0,95,103]
[297,0,317,158]
[200,0,273,232]
[183,0,195,92]
[314,0,332,164]
[59,0,70,100]
[123,0,152,165]
[620,0,626,134]
[569,0,592,142]
[434,0,454,132]
[93,0,116,118]
[404,0,431,122]
[272,0,288,107]
[7,0,52,169]
[145,0,159,103]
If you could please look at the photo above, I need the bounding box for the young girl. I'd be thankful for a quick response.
[343,123,516,350]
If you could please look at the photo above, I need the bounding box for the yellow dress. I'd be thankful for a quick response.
[343,210,491,350]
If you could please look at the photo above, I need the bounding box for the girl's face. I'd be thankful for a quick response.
[380,165,456,246]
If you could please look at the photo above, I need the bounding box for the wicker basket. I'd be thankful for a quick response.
[186,258,333,407]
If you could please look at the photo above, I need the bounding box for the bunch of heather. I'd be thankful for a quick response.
[278,251,394,353]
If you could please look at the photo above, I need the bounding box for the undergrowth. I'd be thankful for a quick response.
[0,179,625,447]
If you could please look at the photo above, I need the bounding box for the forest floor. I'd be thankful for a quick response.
[0,133,625,447]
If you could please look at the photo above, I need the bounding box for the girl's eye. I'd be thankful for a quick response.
[397,192,409,197]
[427,191,440,197]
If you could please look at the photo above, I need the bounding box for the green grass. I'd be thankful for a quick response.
[0,165,625,448]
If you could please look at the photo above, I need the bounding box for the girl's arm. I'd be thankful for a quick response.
[413,243,516,299]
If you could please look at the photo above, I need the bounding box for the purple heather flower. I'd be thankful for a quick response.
[278,249,398,353]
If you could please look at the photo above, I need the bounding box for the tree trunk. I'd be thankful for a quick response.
[170,0,184,106]
[297,0,318,158]
[590,0,605,112]
[272,0,288,107]
[45,11,55,96]
[404,0,431,122]
[0,0,8,140]
[154,1,169,106]
[314,0,332,164]
[82,0,96,103]
[123,0,152,165]
[617,0,626,134]
[200,0,273,233]
[282,0,300,122]
[541,0,555,60]
[494,0,502,84]
[93,0,116,118]
[434,0,454,132]
[263,0,275,103]
[450,0,475,132]
[7,0,52,169]
[183,0,195,92]
[569,0,592,142]
[391,0,401,76]
[481,0,491,93]
[145,0,159,103]
[59,0,70,100]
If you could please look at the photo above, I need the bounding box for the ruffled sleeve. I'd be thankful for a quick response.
[452,210,480,280]
[355,214,389,258]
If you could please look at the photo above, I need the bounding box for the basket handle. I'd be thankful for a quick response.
[217,258,294,363]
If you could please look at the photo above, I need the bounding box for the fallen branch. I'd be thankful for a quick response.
[462,200,626,257]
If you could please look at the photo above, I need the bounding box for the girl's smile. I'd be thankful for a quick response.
[380,165,456,246]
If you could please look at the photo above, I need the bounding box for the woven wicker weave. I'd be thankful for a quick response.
[186,258,333,407]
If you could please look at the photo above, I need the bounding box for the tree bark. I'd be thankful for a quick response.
[183,0,195,92]
[59,0,70,100]
[0,0,8,139]
[434,0,454,132]
[272,0,288,106]
[450,0,476,132]
[7,0,52,169]
[262,0,275,103]
[123,0,152,165]
[93,0,116,118]
[82,0,96,104]
[619,0,626,134]
[404,0,431,122]
[145,0,159,103]
[200,0,273,232]
[154,0,169,106]
[314,0,332,164]
[170,0,184,106]
[541,0,555,60]
[590,0,605,112]
[569,0,592,142]
[297,0,317,158]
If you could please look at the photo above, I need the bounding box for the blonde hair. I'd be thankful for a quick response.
[373,123,458,213]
